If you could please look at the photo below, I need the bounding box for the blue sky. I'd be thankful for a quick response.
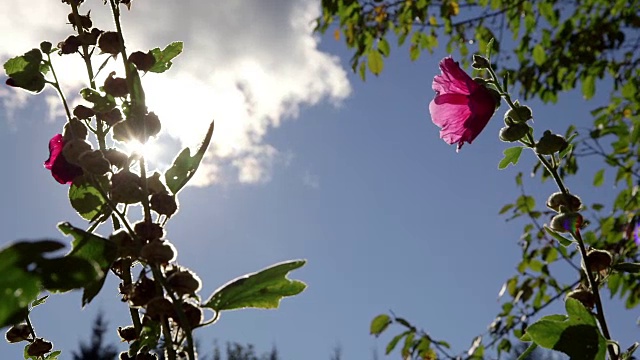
[0,1,638,359]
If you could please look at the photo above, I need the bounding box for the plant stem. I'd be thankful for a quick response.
[45,54,72,121]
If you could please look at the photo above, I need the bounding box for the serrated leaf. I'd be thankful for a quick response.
[165,121,214,195]
[368,49,384,75]
[149,41,184,73]
[58,223,117,305]
[4,49,46,93]
[202,260,306,313]
[498,147,523,169]
[544,226,574,247]
[370,314,391,336]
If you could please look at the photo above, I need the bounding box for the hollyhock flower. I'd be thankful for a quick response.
[429,56,499,151]
[44,134,83,184]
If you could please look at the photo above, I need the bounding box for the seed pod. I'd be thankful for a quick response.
[167,269,202,296]
[111,170,144,204]
[104,72,129,98]
[78,150,111,175]
[73,105,95,120]
[58,35,81,54]
[110,230,137,258]
[566,289,595,309]
[145,297,175,321]
[129,51,156,72]
[67,12,92,30]
[97,107,123,126]
[144,112,162,138]
[27,338,53,357]
[586,249,612,273]
[126,275,156,307]
[147,172,168,195]
[140,240,177,265]
[505,105,533,123]
[117,326,137,342]
[150,193,178,217]
[5,324,31,343]
[549,212,583,233]
[471,54,490,70]
[62,139,92,165]
[134,221,164,242]
[79,28,103,47]
[536,130,568,155]
[63,118,88,141]
[98,31,122,55]
[499,123,530,142]
[179,302,203,329]
[546,192,582,213]
[103,148,129,169]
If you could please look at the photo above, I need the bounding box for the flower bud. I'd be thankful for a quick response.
[40,41,53,54]
[63,118,88,141]
[586,249,612,273]
[145,297,176,321]
[117,326,137,342]
[58,35,80,55]
[98,31,122,55]
[62,139,92,165]
[144,112,162,138]
[27,338,53,357]
[78,150,111,175]
[471,54,490,70]
[150,193,178,217]
[67,12,92,30]
[566,289,595,309]
[546,192,582,213]
[73,105,95,120]
[134,221,164,242]
[167,270,202,296]
[140,240,177,265]
[5,324,31,343]
[499,123,530,142]
[178,302,203,329]
[549,212,583,233]
[79,28,103,47]
[147,172,168,195]
[111,170,144,204]
[103,148,129,169]
[505,105,532,123]
[536,130,568,155]
[104,72,129,98]
[129,51,156,72]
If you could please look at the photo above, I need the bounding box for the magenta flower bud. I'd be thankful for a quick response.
[429,57,499,151]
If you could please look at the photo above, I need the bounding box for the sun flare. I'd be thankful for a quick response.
[125,139,161,162]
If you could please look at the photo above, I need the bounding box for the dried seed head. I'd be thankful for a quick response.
[98,31,122,55]
[140,240,177,265]
[167,269,202,296]
[145,297,175,321]
[586,249,612,273]
[566,289,595,309]
[536,130,568,155]
[129,51,155,72]
[549,212,583,233]
[27,338,53,357]
[104,72,129,98]
[546,192,583,213]
[78,150,111,175]
[134,221,164,242]
[62,139,92,165]
[117,326,137,342]
[63,118,88,141]
[73,105,95,120]
[150,193,178,217]
[5,324,31,343]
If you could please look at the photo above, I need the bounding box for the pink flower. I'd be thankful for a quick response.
[429,56,499,151]
[44,134,83,184]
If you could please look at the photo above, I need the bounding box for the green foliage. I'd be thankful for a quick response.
[522,298,607,360]
[498,147,523,169]
[202,260,306,313]
[69,176,107,221]
[149,41,184,73]
[58,223,117,305]
[370,314,391,336]
[3,49,46,93]
[165,120,215,195]
[79,88,116,113]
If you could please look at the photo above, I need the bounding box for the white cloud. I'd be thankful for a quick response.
[0,0,350,185]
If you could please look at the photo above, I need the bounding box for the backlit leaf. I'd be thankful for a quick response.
[165,120,214,195]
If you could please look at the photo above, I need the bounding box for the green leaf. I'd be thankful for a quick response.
[202,260,306,313]
[3,49,46,93]
[165,120,214,195]
[378,38,390,57]
[593,169,605,187]
[582,75,596,100]
[544,225,574,246]
[367,49,384,75]
[370,314,391,336]
[385,331,410,354]
[532,44,546,65]
[498,147,523,169]
[613,262,640,274]
[79,88,116,112]
[498,204,514,214]
[38,256,100,293]
[69,176,107,221]
[517,343,538,360]
[31,295,48,308]
[44,351,62,360]
[149,41,184,73]
[525,298,606,360]
[58,223,117,305]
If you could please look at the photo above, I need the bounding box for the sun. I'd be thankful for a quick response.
[125,139,161,162]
